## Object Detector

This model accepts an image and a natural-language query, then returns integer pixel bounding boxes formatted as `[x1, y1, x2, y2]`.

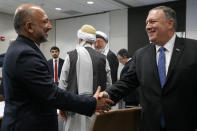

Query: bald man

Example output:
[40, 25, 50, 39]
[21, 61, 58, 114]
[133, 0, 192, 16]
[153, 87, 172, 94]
[2, 4, 113, 131]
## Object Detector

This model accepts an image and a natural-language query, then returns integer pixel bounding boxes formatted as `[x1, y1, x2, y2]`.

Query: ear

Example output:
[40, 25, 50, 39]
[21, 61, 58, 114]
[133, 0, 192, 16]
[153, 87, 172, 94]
[24, 22, 34, 33]
[168, 19, 174, 29]
[79, 38, 82, 43]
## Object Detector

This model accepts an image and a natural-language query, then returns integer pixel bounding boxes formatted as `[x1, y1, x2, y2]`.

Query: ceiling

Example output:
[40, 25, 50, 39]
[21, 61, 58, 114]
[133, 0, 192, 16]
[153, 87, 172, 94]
[0, 0, 178, 20]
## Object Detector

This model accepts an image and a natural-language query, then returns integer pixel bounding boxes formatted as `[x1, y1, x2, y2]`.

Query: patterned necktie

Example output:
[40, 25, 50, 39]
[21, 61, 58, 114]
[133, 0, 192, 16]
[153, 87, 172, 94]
[158, 47, 166, 88]
[54, 59, 58, 83]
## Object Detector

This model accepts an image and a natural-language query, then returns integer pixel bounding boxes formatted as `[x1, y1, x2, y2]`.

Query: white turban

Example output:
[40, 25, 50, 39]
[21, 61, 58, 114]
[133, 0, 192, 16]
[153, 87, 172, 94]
[95, 31, 109, 56]
[96, 31, 108, 43]
[76, 24, 96, 96]
[77, 24, 96, 47]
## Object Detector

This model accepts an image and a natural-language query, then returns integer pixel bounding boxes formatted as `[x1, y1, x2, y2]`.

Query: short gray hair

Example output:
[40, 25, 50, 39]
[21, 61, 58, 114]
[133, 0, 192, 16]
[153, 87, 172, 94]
[150, 6, 177, 30]
[13, 8, 30, 34]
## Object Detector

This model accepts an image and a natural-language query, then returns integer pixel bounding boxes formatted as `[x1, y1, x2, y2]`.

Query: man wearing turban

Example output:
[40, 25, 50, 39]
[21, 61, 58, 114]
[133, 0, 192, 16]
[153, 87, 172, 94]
[94, 31, 119, 84]
[59, 24, 112, 131]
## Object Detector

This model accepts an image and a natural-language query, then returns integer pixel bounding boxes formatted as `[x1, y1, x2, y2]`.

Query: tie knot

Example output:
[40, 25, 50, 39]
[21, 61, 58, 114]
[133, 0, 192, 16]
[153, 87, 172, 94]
[159, 47, 165, 52]
[55, 59, 57, 62]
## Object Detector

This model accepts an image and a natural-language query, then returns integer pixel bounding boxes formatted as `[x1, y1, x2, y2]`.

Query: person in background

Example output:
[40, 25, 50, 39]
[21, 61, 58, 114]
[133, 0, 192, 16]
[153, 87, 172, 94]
[0, 39, 15, 95]
[2, 4, 114, 131]
[59, 24, 112, 131]
[99, 6, 197, 131]
[48, 46, 64, 85]
[0, 53, 5, 67]
[0, 53, 4, 95]
[0, 39, 15, 67]
[117, 48, 139, 108]
[94, 31, 119, 84]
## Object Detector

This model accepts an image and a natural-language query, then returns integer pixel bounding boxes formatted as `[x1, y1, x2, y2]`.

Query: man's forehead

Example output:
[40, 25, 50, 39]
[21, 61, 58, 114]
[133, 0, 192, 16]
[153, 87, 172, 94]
[51, 50, 59, 52]
[146, 9, 163, 20]
[96, 38, 105, 41]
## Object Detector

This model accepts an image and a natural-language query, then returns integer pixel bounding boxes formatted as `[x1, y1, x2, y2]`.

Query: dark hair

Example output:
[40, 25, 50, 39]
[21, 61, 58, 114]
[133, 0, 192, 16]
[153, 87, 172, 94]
[117, 49, 130, 58]
[50, 46, 60, 52]
[150, 6, 177, 30]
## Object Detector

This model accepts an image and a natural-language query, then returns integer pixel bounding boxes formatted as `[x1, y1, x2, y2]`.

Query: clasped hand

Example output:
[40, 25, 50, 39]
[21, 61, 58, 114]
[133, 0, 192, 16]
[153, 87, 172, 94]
[93, 86, 114, 114]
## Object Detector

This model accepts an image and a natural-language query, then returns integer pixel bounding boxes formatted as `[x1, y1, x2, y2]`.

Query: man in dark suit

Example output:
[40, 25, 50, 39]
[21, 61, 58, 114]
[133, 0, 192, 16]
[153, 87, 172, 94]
[94, 31, 119, 84]
[117, 49, 139, 108]
[48, 46, 64, 85]
[0, 40, 15, 95]
[1, 4, 113, 131]
[0, 53, 5, 95]
[0, 53, 5, 67]
[99, 6, 197, 131]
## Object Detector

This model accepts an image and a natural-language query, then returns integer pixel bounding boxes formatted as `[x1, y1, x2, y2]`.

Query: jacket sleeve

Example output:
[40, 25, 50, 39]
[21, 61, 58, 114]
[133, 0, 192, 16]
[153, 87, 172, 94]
[105, 55, 139, 103]
[15, 50, 96, 116]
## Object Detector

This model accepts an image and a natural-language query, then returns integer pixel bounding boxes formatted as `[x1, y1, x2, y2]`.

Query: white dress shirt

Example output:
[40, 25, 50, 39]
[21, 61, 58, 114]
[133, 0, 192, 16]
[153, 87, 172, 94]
[155, 33, 176, 75]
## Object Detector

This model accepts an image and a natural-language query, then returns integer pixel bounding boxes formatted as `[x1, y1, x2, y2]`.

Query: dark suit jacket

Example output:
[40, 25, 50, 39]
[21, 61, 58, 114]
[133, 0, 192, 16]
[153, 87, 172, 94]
[2, 35, 96, 131]
[120, 59, 132, 80]
[47, 57, 64, 80]
[107, 50, 119, 84]
[106, 36, 197, 131]
[0, 53, 5, 95]
[120, 59, 139, 106]
[0, 53, 5, 67]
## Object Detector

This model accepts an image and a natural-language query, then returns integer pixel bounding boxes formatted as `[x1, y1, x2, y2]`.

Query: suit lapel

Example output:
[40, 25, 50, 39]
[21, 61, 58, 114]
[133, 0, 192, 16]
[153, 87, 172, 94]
[165, 37, 184, 87]
[58, 59, 61, 76]
[150, 43, 161, 85]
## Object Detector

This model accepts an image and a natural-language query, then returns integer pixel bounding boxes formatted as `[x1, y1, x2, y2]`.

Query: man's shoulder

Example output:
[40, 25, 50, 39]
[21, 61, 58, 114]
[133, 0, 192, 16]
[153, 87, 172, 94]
[0, 53, 5, 57]
[85, 47, 106, 60]
[107, 50, 116, 57]
[134, 44, 152, 56]
[67, 49, 78, 62]
[67, 49, 77, 55]
[6, 41, 32, 59]
[181, 37, 197, 45]
[59, 58, 64, 63]
[47, 59, 53, 63]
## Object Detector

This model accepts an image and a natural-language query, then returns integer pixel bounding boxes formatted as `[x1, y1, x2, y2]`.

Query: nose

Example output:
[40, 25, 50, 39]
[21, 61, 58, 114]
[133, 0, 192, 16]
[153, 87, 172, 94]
[94, 42, 98, 47]
[145, 22, 151, 31]
[47, 21, 52, 30]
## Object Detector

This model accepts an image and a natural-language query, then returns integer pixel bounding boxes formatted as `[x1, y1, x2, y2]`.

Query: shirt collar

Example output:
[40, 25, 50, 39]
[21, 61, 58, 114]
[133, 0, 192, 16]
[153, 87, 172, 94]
[84, 44, 92, 48]
[34, 42, 40, 49]
[53, 57, 59, 62]
[127, 58, 132, 62]
[155, 33, 176, 53]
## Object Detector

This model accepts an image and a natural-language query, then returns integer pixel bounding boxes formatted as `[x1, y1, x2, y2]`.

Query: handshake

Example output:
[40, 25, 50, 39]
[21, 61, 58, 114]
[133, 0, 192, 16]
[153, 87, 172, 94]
[93, 86, 114, 114]
[59, 86, 114, 120]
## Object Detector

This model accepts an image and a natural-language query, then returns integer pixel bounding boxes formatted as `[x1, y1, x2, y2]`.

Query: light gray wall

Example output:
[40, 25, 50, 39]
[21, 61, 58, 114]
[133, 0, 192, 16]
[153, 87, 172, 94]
[0, 8, 127, 62]
[55, 12, 110, 59]
[40, 20, 56, 60]
[186, 0, 197, 40]
[55, 9, 128, 78]
[0, 12, 55, 59]
[109, 9, 128, 78]
[109, 9, 128, 53]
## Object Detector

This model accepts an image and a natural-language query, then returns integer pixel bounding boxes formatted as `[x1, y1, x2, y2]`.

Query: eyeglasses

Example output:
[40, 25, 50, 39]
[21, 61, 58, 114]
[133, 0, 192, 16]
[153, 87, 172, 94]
[95, 40, 104, 44]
